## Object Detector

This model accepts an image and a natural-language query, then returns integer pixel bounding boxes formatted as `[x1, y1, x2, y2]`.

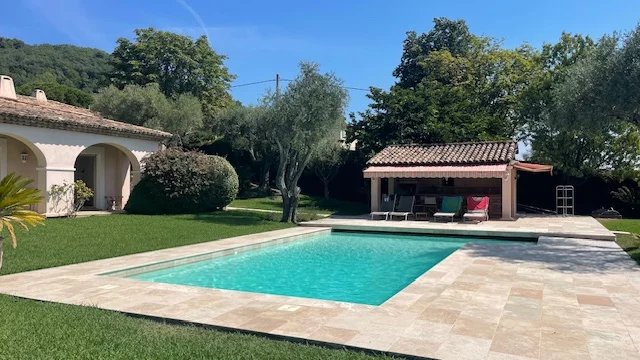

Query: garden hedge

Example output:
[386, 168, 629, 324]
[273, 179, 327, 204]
[125, 148, 238, 214]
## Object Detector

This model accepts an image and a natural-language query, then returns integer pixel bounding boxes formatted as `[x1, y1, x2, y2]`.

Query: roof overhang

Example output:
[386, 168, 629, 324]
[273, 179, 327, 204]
[363, 164, 509, 179]
[0, 114, 172, 142]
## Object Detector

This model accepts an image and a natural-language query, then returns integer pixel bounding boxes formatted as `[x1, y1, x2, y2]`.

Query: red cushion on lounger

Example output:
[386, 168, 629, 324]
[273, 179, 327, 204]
[467, 196, 489, 211]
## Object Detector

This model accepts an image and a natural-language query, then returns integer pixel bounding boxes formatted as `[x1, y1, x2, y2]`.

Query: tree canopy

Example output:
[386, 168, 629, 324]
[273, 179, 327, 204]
[15, 73, 94, 108]
[349, 18, 640, 180]
[209, 105, 276, 191]
[525, 28, 640, 177]
[93, 84, 203, 144]
[109, 28, 235, 118]
[0, 37, 111, 92]
[350, 18, 537, 156]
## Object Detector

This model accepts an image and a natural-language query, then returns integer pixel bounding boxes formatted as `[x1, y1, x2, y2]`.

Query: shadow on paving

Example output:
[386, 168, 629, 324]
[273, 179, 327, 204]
[464, 239, 640, 274]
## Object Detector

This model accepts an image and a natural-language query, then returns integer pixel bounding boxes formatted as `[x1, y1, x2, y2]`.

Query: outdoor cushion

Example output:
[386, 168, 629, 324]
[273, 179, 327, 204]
[467, 196, 489, 211]
[440, 196, 463, 213]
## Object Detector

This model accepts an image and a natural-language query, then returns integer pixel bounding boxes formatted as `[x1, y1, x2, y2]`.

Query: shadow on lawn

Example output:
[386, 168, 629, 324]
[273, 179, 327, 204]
[464, 240, 640, 274]
[187, 211, 280, 226]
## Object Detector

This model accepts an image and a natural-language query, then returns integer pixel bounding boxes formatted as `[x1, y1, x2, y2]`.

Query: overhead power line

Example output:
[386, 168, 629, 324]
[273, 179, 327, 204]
[230, 76, 369, 92]
[230, 79, 276, 88]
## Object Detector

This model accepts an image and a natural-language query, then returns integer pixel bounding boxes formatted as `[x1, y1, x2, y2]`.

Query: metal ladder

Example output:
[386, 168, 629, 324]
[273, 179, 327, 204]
[556, 185, 574, 216]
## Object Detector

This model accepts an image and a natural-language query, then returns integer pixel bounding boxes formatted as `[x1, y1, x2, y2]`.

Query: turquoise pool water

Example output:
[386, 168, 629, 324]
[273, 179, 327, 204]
[129, 231, 531, 305]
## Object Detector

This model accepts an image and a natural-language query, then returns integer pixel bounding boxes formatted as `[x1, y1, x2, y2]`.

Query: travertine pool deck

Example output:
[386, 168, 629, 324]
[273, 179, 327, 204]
[302, 214, 616, 241]
[0, 225, 638, 359]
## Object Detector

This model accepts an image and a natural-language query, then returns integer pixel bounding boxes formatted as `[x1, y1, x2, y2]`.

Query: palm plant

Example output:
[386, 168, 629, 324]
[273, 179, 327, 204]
[0, 173, 45, 270]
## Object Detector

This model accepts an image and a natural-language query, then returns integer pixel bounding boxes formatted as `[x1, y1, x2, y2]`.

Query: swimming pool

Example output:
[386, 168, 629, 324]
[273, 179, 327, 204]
[125, 231, 532, 305]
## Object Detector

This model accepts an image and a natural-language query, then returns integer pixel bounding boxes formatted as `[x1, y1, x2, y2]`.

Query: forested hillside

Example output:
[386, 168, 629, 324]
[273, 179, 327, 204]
[0, 37, 111, 92]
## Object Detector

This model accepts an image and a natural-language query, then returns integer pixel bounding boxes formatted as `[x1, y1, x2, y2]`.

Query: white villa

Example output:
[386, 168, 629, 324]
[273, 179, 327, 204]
[0, 75, 171, 216]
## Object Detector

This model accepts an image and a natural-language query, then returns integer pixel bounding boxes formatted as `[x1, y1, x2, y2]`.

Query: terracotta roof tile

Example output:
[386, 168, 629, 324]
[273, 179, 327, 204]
[0, 95, 172, 141]
[367, 141, 517, 166]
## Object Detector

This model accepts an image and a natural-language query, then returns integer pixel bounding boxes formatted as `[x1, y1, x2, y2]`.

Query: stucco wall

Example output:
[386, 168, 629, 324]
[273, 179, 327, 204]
[0, 123, 163, 216]
[2, 136, 38, 182]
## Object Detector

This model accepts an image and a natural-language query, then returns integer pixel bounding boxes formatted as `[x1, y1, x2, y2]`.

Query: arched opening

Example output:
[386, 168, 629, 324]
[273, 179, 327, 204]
[0, 133, 47, 213]
[74, 143, 141, 211]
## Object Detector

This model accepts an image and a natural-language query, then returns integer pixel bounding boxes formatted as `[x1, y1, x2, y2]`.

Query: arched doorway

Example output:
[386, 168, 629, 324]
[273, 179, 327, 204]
[74, 143, 141, 210]
[0, 133, 47, 212]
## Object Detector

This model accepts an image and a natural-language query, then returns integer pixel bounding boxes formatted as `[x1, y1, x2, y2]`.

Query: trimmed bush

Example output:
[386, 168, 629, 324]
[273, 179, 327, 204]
[125, 148, 238, 214]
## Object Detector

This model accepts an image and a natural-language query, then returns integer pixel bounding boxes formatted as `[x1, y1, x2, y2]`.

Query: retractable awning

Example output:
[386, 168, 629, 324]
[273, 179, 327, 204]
[363, 164, 509, 179]
[513, 162, 553, 174]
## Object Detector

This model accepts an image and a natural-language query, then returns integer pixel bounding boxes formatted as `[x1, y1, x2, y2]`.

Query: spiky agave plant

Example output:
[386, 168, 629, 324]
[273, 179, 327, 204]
[0, 173, 45, 270]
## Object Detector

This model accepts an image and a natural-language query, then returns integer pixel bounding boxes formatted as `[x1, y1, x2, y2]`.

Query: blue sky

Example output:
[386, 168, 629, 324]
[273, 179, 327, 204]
[2, 0, 639, 116]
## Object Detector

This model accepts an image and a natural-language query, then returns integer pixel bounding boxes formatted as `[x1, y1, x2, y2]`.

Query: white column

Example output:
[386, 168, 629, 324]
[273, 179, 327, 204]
[131, 169, 141, 188]
[35, 167, 47, 214]
[387, 177, 395, 195]
[0, 138, 7, 179]
[371, 178, 381, 212]
[511, 168, 517, 218]
[116, 154, 131, 209]
[501, 169, 513, 220]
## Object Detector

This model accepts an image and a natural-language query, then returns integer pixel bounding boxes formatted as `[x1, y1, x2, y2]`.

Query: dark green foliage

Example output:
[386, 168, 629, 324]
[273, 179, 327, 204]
[125, 149, 238, 214]
[16, 80, 94, 107]
[109, 28, 235, 118]
[350, 18, 536, 156]
[0, 37, 111, 92]
[206, 105, 277, 192]
[92, 84, 203, 143]
[611, 185, 640, 212]
[525, 29, 640, 177]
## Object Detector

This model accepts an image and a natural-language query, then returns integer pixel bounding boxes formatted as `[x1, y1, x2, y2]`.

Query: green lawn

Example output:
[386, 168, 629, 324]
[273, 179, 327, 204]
[1, 210, 292, 275]
[0, 212, 387, 359]
[231, 194, 368, 216]
[0, 295, 385, 360]
[600, 219, 640, 265]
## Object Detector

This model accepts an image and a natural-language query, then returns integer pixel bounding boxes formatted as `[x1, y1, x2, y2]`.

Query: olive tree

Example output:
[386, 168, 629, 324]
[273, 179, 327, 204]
[309, 139, 347, 199]
[266, 62, 348, 222]
[210, 105, 275, 191]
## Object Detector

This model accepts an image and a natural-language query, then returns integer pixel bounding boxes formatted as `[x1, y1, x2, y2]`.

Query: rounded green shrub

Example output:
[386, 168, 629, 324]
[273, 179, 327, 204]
[125, 148, 239, 214]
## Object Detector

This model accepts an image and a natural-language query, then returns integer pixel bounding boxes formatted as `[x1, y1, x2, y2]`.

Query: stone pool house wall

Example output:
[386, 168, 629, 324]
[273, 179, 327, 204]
[0, 75, 171, 216]
[364, 140, 552, 220]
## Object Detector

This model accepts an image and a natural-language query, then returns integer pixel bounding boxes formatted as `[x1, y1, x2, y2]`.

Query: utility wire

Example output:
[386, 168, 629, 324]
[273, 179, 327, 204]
[231, 78, 369, 92]
[230, 79, 276, 88]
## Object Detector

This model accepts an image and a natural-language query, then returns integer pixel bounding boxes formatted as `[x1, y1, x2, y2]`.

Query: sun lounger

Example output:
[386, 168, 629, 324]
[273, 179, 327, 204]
[463, 196, 489, 223]
[389, 195, 415, 220]
[433, 196, 463, 222]
[371, 194, 395, 220]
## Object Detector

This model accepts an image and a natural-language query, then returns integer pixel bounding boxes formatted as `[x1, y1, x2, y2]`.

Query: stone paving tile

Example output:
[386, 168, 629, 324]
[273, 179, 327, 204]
[419, 307, 461, 324]
[487, 352, 538, 360]
[308, 326, 359, 344]
[0, 222, 639, 360]
[388, 336, 441, 358]
[576, 294, 615, 307]
[435, 334, 492, 360]
[451, 315, 498, 340]
[490, 326, 541, 359]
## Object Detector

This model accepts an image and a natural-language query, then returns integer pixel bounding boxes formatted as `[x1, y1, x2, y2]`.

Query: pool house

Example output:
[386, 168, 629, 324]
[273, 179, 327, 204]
[364, 140, 552, 220]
